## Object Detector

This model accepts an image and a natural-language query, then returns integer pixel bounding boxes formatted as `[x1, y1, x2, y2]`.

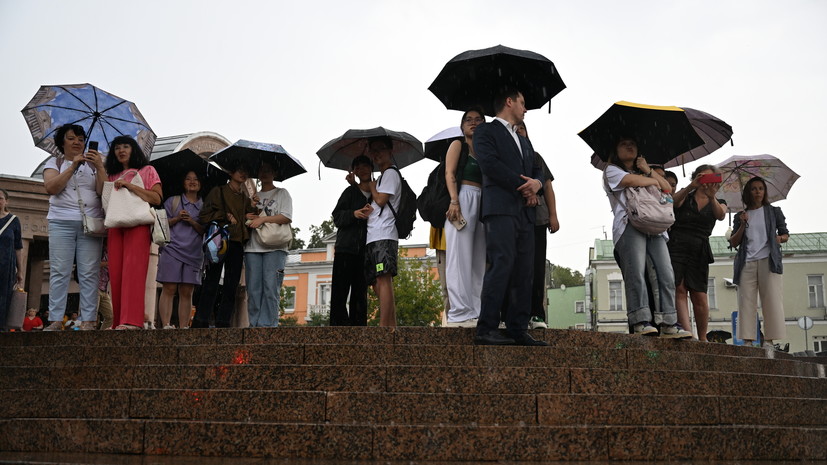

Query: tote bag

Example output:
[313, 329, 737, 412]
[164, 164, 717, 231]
[103, 170, 156, 229]
[258, 219, 292, 248]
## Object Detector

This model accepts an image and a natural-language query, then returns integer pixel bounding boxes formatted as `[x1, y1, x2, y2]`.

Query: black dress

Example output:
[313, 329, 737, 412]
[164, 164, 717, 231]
[0, 213, 23, 325]
[667, 192, 720, 293]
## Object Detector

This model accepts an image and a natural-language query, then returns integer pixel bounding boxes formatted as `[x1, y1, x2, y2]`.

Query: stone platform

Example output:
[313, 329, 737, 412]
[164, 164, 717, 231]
[0, 327, 825, 462]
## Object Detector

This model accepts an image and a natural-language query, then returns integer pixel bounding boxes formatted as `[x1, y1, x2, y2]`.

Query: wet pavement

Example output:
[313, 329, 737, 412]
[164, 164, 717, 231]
[2, 453, 827, 465]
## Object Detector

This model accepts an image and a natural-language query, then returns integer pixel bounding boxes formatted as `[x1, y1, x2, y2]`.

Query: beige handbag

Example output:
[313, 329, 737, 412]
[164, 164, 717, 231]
[103, 169, 156, 229]
[258, 219, 292, 248]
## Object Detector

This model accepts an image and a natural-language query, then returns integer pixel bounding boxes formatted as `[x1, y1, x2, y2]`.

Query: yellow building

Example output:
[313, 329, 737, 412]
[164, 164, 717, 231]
[588, 233, 827, 353]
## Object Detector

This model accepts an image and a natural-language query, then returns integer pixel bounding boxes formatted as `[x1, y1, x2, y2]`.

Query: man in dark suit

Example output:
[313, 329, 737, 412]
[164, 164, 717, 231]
[473, 88, 548, 346]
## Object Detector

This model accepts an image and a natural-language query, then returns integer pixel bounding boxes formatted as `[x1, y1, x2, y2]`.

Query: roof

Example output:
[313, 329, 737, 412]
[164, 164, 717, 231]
[592, 232, 827, 261]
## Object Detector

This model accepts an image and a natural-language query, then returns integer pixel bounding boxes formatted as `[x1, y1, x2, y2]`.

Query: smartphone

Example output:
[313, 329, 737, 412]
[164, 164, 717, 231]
[88, 141, 99, 151]
[450, 216, 467, 231]
[699, 173, 722, 184]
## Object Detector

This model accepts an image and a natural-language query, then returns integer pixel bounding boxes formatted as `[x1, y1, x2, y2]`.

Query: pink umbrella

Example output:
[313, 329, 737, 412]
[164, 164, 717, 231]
[715, 154, 800, 211]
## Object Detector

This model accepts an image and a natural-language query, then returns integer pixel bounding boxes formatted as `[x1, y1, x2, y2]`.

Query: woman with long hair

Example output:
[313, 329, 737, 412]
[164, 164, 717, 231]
[728, 176, 789, 347]
[603, 137, 691, 338]
[443, 108, 486, 327]
[0, 188, 24, 329]
[104, 135, 163, 330]
[42, 124, 107, 331]
[157, 171, 204, 329]
[668, 164, 726, 341]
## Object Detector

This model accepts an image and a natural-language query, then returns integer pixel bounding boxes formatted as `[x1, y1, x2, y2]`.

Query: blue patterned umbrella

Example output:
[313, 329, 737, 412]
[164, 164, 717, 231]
[21, 83, 156, 157]
[210, 139, 307, 181]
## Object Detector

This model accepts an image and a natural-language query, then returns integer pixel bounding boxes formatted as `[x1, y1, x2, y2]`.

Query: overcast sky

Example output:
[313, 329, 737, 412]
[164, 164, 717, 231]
[1, 0, 825, 273]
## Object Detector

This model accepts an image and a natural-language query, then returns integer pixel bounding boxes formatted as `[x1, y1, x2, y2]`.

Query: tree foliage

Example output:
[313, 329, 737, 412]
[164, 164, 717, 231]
[367, 249, 443, 326]
[289, 226, 305, 250]
[308, 217, 336, 249]
[549, 262, 585, 288]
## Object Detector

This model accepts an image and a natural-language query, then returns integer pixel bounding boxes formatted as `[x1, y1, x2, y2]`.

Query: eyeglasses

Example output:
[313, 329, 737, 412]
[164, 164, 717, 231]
[463, 117, 484, 124]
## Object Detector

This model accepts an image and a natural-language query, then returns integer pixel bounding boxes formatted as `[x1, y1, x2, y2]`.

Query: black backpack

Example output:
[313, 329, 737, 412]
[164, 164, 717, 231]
[416, 143, 469, 228]
[378, 166, 417, 239]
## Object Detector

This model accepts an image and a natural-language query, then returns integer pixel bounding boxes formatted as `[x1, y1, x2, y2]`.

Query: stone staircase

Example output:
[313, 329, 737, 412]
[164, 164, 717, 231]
[0, 327, 825, 462]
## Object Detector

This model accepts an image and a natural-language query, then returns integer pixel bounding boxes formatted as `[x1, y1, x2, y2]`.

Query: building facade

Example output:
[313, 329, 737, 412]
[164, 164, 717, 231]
[547, 284, 590, 330]
[588, 233, 827, 353]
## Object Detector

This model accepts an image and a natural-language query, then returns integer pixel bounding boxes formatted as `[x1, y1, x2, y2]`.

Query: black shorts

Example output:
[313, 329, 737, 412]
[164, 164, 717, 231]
[365, 239, 398, 285]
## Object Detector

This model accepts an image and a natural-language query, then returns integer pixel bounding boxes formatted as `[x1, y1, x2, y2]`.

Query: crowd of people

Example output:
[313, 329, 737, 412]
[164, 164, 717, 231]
[1, 90, 789, 345]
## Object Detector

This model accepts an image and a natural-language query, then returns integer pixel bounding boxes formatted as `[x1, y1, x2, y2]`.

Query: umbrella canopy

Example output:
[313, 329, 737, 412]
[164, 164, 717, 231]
[707, 330, 732, 343]
[424, 126, 462, 162]
[663, 107, 734, 168]
[210, 139, 306, 182]
[316, 127, 424, 171]
[714, 154, 800, 211]
[150, 149, 229, 200]
[21, 83, 156, 158]
[580, 101, 705, 167]
[589, 106, 733, 170]
[428, 44, 566, 116]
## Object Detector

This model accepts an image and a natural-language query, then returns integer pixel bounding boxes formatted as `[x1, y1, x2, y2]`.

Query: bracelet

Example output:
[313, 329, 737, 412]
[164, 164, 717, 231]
[449, 200, 459, 205]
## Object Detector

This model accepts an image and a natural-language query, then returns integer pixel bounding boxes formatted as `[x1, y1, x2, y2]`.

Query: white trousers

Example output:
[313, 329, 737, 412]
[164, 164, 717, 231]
[737, 258, 786, 341]
[445, 185, 486, 323]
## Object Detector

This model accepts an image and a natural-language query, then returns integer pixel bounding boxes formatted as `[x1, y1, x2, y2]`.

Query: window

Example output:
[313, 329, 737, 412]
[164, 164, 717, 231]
[808, 275, 825, 308]
[707, 278, 717, 310]
[814, 338, 827, 353]
[575, 301, 585, 314]
[318, 283, 331, 307]
[575, 324, 587, 330]
[609, 280, 623, 311]
[282, 286, 296, 312]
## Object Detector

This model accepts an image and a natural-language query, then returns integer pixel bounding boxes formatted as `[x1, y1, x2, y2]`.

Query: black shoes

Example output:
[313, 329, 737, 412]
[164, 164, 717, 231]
[512, 332, 549, 346]
[474, 330, 516, 346]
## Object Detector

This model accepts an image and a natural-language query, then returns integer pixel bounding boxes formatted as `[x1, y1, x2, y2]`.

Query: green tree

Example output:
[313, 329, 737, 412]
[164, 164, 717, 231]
[278, 286, 298, 326]
[367, 249, 443, 326]
[549, 262, 585, 288]
[308, 217, 336, 249]
[289, 226, 305, 250]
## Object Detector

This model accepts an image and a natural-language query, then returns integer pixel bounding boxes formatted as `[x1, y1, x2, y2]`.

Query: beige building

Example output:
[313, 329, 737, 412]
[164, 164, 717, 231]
[588, 233, 827, 353]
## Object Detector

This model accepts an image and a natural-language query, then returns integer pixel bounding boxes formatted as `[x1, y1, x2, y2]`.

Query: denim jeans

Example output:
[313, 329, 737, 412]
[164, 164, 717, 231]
[245, 250, 287, 327]
[615, 226, 676, 326]
[48, 220, 102, 322]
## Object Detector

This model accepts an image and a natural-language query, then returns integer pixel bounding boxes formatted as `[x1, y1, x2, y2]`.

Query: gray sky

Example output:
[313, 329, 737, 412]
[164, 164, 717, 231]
[1, 0, 825, 273]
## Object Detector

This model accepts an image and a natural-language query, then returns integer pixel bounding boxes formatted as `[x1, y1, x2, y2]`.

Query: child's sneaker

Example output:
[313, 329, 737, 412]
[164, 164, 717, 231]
[660, 324, 692, 339]
[633, 322, 658, 336]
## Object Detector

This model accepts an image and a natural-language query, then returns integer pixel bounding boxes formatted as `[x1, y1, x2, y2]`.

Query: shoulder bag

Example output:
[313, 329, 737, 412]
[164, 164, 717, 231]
[74, 175, 106, 237]
[256, 189, 292, 248]
[103, 169, 157, 229]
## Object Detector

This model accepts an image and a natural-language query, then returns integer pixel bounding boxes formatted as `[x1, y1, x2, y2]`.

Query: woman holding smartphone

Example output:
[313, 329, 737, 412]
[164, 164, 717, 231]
[443, 108, 486, 327]
[668, 165, 726, 341]
[42, 124, 107, 331]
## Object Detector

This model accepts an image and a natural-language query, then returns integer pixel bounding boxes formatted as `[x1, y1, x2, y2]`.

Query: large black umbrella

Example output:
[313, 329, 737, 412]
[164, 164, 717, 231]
[428, 44, 566, 116]
[580, 101, 705, 166]
[423, 126, 462, 162]
[589, 106, 733, 171]
[210, 139, 306, 181]
[316, 127, 424, 171]
[150, 149, 229, 200]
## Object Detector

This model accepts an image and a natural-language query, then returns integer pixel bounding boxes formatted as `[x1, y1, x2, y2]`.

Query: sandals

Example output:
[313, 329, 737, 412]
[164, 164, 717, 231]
[114, 324, 142, 331]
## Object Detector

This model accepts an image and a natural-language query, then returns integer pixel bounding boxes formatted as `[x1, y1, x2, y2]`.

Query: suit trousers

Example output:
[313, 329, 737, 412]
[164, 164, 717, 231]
[477, 214, 533, 337]
[736, 258, 786, 341]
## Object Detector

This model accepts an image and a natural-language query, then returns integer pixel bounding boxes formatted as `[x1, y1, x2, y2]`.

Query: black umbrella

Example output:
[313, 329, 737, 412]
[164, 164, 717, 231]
[588, 106, 733, 171]
[707, 330, 732, 344]
[150, 149, 229, 200]
[210, 139, 306, 181]
[423, 126, 462, 162]
[316, 127, 424, 171]
[428, 44, 566, 116]
[579, 101, 705, 166]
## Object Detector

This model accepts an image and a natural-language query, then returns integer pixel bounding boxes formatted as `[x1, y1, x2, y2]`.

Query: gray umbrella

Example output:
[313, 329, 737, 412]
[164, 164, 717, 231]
[316, 127, 424, 171]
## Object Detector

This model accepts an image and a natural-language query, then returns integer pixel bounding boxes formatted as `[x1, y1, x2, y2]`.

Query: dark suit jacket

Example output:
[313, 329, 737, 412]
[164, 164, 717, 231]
[473, 120, 544, 222]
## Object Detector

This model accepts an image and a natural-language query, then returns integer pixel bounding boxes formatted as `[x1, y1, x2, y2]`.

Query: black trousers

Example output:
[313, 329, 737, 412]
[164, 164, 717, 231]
[479, 215, 534, 337]
[530, 225, 547, 320]
[193, 241, 244, 328]
[329, 251, 368, 326]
